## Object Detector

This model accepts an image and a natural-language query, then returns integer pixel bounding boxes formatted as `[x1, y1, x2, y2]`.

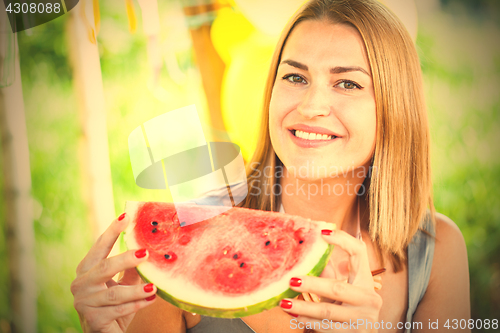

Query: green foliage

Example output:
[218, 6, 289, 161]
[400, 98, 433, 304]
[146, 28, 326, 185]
[418, 4, 500, 327]
[440, 0, 500, 18]
[17, 14, 72, 83]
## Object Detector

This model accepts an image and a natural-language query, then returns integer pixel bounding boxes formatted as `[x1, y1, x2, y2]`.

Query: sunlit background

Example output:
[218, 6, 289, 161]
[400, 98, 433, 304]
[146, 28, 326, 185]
[0, 0, 499, 332]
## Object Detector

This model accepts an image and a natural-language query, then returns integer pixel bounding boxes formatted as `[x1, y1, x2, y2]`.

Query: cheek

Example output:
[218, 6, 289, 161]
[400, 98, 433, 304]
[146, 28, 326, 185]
[360, 106, 376, 139]
[367, 104, 377, 147]
[268, 87, 287, 142]
[343, 100, 376, 149]
[358, 103, 377, 157]
[268, 92, 278, 142]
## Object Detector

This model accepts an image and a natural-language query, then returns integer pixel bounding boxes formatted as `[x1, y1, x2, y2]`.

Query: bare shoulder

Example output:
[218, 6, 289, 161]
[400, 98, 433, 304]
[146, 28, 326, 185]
[412, 212, 470, 331]
[432, 213, 469, 277]
[434, 212, 465, 244]
[431, 212, 469, 285]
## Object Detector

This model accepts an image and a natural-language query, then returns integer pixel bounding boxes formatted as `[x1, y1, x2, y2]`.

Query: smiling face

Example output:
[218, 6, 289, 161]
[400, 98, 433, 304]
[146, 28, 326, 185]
[269, 20, 376, 180]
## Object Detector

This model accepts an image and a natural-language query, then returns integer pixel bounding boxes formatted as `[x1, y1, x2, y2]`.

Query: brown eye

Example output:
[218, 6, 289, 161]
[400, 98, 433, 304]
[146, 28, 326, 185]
[283, 74, 306, 84]
[338, 80, 360, 90]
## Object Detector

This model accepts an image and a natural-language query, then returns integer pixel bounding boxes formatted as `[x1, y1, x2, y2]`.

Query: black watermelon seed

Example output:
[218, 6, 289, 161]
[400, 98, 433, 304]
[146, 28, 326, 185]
[164, 252, 178, 262]
[180, 221, 186, 227]
[265, 241, 271, 246]
[151, 221, 158, 226]
[299, 240, 304, 244]
[152, 228, 157, 233]
[233, 254, 239, 259]
[240, 262, 245, 268]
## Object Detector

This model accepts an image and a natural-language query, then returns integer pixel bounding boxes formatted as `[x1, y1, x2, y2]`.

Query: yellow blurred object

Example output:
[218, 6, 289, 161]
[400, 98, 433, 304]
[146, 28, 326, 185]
[80, 0, 96, 44]
[212, 7, 277, 159]
[210, 8, 254, 64]
[125, 0, 137, 33]
[217, 0, 235, 7]
[235, 0, 305, 36]
[221, 37, 274, 160]
[93, 0, 100, 36]
[213, 2, 305, 160]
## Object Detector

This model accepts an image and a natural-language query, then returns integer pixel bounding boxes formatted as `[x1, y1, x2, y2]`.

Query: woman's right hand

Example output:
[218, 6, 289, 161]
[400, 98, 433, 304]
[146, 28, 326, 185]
[71, 213, 158, 333]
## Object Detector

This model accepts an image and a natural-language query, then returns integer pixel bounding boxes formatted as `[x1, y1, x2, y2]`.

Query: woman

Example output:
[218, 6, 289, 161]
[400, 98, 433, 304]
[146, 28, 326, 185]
[70, 0, 471, 332]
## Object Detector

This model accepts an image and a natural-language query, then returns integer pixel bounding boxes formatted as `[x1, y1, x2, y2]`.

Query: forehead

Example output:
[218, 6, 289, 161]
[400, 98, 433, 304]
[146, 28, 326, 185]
[281, 20, 370, 72]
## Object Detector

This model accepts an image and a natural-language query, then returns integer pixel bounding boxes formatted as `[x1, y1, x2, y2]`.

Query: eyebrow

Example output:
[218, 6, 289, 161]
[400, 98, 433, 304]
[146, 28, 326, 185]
[280, 59, 371, 76]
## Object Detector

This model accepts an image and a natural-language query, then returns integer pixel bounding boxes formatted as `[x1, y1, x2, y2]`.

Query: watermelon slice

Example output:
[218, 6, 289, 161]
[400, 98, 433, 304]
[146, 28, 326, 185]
[121, 201, 333, 318]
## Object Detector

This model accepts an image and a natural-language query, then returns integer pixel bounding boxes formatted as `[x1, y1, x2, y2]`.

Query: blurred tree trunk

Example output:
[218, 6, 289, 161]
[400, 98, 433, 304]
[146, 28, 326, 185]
[66, 0, 115, 240]
[182, 1, 228, 142]
[0, 12, 37, 333]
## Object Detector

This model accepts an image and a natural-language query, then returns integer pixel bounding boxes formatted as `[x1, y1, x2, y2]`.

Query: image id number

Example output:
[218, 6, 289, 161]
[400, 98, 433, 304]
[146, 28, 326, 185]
[6, 1, 61, 14]
[444, 319, 498, 330]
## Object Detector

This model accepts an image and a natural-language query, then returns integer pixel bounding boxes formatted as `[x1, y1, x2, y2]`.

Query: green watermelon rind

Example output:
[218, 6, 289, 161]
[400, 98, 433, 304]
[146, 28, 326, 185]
[120, 232, 333, 318]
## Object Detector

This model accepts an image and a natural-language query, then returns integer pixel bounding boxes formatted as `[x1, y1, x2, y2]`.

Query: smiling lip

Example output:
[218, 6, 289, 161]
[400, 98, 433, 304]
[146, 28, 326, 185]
[287, 124, 342, 137]
[288, 129, 340, 148]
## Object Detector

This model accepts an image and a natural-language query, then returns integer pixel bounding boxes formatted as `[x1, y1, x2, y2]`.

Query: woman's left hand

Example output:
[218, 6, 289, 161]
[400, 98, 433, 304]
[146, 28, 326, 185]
[279, 229, 383, 332]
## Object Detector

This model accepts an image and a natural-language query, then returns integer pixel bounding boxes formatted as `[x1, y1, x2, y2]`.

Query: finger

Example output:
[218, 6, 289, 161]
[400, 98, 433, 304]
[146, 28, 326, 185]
[119, 268, 142, 286]
[84, 296, 157, 329]
[78, 213, 129, 275]
[321, 229, 372, 286]
[87, 249, 149, 285]
[289, 276, 367, 306]
[106, 279, 119, 288]
[373, 275, 382, 290]
[279, 298, 352, 323]
[84, 284, 157, 307]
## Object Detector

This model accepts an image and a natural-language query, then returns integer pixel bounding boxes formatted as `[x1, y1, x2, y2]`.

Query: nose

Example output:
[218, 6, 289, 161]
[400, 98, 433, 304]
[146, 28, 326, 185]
[296, 83, 331, 119]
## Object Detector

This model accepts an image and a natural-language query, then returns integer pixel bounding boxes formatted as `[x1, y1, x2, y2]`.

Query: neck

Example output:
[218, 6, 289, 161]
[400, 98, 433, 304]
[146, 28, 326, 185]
[280, 171, 367, 233]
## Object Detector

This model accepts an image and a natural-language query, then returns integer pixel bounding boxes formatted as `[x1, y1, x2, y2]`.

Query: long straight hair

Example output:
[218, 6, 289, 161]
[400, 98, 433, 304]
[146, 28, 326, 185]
[239, 0, 434, 270]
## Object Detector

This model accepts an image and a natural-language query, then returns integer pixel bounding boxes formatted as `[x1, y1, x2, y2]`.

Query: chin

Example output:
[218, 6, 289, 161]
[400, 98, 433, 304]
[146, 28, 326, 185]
[282, 157, 373, 180]
[281, 160, 334, 181]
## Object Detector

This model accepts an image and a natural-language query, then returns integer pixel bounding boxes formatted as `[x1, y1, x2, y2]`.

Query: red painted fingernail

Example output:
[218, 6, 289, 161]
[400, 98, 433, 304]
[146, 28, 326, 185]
[280, 299, 293, 309]
[145, 295, 156, 301]
[118, 213, 126, 221]
[135, 249, 147, 259]
[321, 229, 333, 236]
[289, 313, 299, 318]
[144, 283, 154, 293]
[290, 277, 302, 287]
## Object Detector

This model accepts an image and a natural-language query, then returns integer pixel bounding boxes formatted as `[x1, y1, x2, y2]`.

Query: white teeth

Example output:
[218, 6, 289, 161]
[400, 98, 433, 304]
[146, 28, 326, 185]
[294, 130, 336, 141]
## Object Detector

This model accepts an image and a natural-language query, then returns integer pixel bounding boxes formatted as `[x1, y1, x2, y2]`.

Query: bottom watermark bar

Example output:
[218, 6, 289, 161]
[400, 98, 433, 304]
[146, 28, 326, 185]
[290, 319, 422, 331]
[290, 318, 499, 330]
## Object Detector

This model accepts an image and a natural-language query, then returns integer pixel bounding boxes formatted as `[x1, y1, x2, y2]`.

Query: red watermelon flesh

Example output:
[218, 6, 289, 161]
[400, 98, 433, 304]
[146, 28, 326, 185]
[122, 201, 333, 317]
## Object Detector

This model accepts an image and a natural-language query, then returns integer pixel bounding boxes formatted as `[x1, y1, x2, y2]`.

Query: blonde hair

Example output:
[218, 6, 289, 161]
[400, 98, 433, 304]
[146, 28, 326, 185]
[240, 0, 434, 270]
